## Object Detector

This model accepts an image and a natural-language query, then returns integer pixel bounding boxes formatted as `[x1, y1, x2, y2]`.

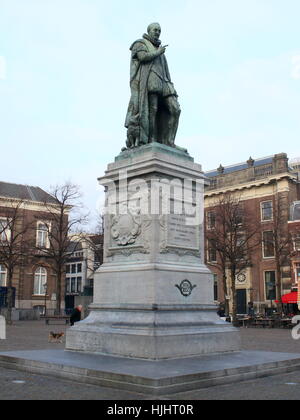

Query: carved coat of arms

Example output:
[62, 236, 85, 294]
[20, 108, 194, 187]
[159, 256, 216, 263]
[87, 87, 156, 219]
[111, 214, 141, 246]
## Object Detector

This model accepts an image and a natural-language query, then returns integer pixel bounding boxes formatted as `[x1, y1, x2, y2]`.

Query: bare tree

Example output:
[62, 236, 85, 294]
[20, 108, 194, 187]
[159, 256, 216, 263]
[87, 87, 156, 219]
[81, 212, 104, 277]
[94, 212, 104, 236]
[0, 200, 33, 324]
[206, 193, 260, 325]
[206, 242, 229, 317]
[36, 183, 88, 315]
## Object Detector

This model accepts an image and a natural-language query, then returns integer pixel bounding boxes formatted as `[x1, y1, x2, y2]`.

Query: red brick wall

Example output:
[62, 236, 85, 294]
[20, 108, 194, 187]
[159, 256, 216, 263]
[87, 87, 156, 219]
[205, 186, 299, 307]
[0, 205, 65, 308]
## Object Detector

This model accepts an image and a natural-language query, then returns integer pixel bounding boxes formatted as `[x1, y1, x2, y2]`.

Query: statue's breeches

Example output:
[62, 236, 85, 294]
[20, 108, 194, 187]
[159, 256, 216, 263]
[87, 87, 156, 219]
[147, 72, 177, 98]
[147, 71, 164, 95]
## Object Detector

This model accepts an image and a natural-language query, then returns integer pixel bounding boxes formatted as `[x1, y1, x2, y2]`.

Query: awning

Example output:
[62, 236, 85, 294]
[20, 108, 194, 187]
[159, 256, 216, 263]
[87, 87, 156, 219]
[275, 291, 298, 304]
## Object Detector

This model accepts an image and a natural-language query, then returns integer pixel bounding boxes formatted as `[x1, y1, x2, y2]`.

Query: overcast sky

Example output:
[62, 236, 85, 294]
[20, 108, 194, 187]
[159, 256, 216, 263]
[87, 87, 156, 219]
[1, 0, 300, 225]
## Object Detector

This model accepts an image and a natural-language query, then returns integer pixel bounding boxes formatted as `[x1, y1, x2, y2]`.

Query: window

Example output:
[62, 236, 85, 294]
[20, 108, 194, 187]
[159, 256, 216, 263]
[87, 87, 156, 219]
[209, 179, 217, 189]
[295, 264, 300, 283]
[0, 264, 7, 287]
[213, 274, 218, 301]
[294, 235, 300, 251]
[234, 234, 248, 261]
[290, 202, 300, 221]
[235, 208, 243, 226]
[207, 242, 217, 263]
[66, 276, 82, 294]
[265, 271, 276, 301]
[296, 265, 300, 282]
[66, 279, 71, 293]
[34, 267, 47, 295]
[207, 211, 216, 230]
[33, 305, 46, 316]
[261, 201, 273, 221]
[66, 263, 82, 275]
[77, 277, 82, 292]
[263, 231, 275, 258]
[36, 222, 49, 248]
[0, 218, 10, 242]
[71, 277, 76, 293]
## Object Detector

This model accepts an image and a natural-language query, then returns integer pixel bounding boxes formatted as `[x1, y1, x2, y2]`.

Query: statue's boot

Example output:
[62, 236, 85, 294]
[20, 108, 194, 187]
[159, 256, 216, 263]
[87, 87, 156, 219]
[166, 111, 180, 146]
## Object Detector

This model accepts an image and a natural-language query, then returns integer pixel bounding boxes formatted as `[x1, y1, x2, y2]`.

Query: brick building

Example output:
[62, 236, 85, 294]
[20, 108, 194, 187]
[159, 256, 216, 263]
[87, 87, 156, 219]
[204, 153, 300, 315]
[288, 202, 300, 288]
[0, 181, 66, 313]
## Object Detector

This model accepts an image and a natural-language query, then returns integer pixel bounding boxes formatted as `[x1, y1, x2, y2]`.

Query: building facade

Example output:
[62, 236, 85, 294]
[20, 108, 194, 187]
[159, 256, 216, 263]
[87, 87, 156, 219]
[65, 234, 103, 312]
[204, 153, 300, 315]
[0, 181, 65, 313]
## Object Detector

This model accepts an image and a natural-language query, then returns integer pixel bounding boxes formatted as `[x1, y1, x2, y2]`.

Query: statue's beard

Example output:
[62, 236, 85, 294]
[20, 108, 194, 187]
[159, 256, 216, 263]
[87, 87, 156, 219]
[143, 33, 162, 48]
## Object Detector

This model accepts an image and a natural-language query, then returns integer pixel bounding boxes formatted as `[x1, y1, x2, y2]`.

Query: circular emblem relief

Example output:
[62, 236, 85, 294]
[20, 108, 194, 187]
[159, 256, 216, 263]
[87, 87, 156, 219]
[237, 273, 246, 284]
[175, 280, 197, 297]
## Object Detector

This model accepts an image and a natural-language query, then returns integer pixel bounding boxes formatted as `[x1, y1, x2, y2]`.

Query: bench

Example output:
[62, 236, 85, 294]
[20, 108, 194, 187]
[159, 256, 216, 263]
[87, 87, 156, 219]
[40, 315, 70, 325]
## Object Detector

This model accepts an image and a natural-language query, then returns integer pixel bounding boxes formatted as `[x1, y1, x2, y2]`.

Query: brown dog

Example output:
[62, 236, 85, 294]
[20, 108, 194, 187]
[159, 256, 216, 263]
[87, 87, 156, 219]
[48, 331, 65, 343]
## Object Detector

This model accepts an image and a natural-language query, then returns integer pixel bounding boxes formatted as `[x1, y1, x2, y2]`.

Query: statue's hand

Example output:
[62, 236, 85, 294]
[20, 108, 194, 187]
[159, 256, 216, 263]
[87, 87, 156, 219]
[157, 45, 168, 55]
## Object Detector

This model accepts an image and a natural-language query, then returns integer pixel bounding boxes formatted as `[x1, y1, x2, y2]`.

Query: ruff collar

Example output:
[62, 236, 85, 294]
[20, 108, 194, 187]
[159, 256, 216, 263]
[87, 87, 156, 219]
[143, 33, 161, 48]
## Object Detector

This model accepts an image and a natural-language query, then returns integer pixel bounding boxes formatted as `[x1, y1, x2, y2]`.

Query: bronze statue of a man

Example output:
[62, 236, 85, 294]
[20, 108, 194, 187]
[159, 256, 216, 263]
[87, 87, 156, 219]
[125, 23, 181, 148]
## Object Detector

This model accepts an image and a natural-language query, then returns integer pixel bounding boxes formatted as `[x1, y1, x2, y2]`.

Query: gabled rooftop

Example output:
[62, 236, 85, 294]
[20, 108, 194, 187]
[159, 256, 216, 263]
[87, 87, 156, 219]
[0, 181, 57, 204]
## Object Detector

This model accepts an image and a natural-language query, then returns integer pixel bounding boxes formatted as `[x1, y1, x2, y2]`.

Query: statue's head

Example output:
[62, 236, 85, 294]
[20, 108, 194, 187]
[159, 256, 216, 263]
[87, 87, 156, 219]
[147, 23, 161, 41]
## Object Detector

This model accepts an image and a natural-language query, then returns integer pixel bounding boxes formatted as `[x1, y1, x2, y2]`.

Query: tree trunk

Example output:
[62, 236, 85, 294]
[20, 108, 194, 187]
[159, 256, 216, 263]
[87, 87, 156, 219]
[275, 263, 282, 315]
[6, 271, 13, 325]
[230, 268, 238, 326]
[55, 269, 62, 315]
[222, 270, 229, 317]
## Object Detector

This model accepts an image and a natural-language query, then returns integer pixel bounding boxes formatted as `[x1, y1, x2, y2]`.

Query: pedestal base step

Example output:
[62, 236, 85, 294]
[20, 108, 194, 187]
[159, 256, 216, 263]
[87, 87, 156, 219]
[0, 350, 300, 396]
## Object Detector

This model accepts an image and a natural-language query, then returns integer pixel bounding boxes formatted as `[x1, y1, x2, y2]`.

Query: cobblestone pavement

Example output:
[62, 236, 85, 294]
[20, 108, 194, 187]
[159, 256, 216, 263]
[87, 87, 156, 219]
[0, 320, 69, 352]
[1, 321, 300, 400]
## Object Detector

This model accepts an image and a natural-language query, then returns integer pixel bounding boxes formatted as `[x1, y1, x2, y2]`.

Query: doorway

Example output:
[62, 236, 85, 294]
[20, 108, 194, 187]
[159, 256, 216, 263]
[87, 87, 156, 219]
[65, 295, 75, 314]
[236, 289, 247, 314]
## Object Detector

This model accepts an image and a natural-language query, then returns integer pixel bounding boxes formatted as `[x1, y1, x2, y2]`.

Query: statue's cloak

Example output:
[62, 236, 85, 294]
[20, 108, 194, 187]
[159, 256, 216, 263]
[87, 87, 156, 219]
[125, 38, 172, 145]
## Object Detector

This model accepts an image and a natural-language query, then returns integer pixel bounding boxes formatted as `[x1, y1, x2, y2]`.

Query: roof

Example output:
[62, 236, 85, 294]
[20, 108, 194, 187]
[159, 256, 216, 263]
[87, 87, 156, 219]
[89, 234, 104, 245]
[205, 156, 274, 178]
[67, 241, 83, 254]
[0, 181, 57, 204]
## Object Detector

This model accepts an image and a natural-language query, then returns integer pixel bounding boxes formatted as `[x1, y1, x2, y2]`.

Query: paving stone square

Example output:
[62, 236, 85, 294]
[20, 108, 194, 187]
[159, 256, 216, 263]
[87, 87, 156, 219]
[1, 321, 300, 400]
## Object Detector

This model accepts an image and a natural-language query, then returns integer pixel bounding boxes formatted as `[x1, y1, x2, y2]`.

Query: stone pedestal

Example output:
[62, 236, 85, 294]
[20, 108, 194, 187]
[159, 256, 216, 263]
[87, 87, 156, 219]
[66, 143, 240, 359]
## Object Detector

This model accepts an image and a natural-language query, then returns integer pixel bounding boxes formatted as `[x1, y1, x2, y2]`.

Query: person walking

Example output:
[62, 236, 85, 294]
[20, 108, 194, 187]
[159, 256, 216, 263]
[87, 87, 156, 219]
[70, 305, 83, 326]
